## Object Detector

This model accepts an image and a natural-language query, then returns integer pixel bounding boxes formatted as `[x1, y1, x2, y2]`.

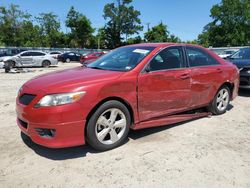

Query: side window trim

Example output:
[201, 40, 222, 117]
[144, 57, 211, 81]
[141, 46, 187, 73]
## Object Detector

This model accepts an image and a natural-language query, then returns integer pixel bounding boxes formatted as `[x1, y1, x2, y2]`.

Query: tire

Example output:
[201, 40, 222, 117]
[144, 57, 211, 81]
[66, 58, 70, 63]
[208, 85, 230, 115]
[42, 60, 51, 68]
[86, 100, 131, 151]
[6, 61, 15, 68]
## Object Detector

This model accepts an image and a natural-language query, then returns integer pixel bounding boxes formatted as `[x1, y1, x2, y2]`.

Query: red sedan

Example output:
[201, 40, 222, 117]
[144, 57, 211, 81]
[80, 52, 104, 64]
[16, 43, 239, 151]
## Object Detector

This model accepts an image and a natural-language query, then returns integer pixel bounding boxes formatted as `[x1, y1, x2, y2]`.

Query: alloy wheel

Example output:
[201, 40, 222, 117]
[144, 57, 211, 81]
[95, 108, 127, 145]
[216, 88, 229, 111]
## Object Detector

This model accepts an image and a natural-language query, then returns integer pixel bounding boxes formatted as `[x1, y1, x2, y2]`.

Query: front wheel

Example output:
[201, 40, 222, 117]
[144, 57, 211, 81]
[86, 100, 131, 151]
[208, 85, 230, 115]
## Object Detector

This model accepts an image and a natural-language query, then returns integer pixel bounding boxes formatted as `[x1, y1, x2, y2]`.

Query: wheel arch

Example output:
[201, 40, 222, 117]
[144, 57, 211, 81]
[42, 59, 51, 64]
[220, 81, 234, 100]
[85, 96, 135, 135]
[6, 60, 16, 66]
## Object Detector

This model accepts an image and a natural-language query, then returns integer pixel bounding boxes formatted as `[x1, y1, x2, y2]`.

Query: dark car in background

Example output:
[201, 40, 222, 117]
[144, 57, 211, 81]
[80, 52, 104, 64]
[228, 48, 250, 89]
[58, 52, 81, 63]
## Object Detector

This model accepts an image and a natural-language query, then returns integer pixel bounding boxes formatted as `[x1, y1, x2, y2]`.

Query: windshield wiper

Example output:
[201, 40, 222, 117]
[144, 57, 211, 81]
[88, 66, 105, 70]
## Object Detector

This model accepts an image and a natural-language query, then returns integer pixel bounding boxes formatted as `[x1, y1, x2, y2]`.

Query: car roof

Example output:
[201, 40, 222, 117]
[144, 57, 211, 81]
[21, 50, 46, 53]
[126, 43, 203, 49]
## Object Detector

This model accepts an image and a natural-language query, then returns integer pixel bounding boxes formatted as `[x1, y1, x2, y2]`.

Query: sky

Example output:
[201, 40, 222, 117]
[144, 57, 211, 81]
[0, 0, 221, 41]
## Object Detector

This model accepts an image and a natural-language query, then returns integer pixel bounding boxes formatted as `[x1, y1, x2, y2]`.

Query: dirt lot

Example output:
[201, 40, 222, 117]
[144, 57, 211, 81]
[0, 63, 249, 188]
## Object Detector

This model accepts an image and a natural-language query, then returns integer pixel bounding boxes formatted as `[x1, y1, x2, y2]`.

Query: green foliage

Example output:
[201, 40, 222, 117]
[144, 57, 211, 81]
[0, 4, 31, 46]
[126, 36, 143, 45]
[144, 22, 181, 43]
[103, 0, 143, 48]
[198, 0, 250, 47]
[36, 12, 62, 47]
[66, 6, 95, 48]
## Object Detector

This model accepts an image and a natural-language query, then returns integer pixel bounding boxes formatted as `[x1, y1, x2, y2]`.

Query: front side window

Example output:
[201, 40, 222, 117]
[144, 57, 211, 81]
[187, 47, 219, 67]
[149, 47, 184, 71]
[87, 46, 155, 71]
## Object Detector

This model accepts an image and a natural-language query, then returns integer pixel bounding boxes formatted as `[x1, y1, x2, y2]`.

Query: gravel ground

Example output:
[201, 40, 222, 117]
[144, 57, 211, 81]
[0, 62, 249, 188]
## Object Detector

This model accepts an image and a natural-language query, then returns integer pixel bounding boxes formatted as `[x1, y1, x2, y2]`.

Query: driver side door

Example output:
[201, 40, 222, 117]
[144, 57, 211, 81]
[138, 46, 191, 121]
[19, 52, 33, 66]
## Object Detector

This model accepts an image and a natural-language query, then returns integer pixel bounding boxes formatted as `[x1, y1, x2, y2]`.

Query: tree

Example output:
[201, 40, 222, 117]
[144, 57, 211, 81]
[198, 0, 250, 47]
[126, 36, 143, 45]
[20, 20, 41, 47]
[144, 22, 181, 43]
[66, 6, 94, 48]
[103, 0, 143, 48]
[0, 4, 31, 46]
[36, 12, 62, 47]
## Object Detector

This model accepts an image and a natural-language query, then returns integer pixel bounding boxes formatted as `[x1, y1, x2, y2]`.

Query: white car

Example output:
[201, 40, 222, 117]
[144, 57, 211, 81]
[0, 61, 4, 69]
[48, 51, 62, 59]
[1, 51, 58, 68]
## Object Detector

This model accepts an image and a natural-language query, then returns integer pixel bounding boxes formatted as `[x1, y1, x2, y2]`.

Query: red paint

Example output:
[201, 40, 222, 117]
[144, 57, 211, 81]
[16, 43, 239, 148]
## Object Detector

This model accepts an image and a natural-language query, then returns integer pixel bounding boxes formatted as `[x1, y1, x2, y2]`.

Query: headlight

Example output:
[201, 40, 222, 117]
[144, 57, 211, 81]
[35, 91, 85, 107]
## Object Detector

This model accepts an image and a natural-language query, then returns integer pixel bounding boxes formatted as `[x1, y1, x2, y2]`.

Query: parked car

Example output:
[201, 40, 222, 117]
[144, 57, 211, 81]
[0, 49, 25, 61]
[58, 52, 81, 62]
[227, 47, 250, 89]
[218, 49, 238, 59]
[0, 61, 4, 69]
[80, 52, 104, 64]
[48, 51, 62, 59]
[16, 43, 239, 151]
[2, 51, 58, 68]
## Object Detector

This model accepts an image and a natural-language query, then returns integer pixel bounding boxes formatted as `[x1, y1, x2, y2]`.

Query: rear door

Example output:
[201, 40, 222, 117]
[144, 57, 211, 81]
[31, 52, 46, 66]
[138, 46, 191, 121]
[185, 46, 224, 107]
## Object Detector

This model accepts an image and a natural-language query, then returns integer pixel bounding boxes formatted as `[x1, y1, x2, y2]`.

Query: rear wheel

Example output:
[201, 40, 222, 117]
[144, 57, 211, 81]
[86, 100, 131, 151]
[42, 60, 51, 68]
[208, 85, 230, 115]
[66, 58, 70, 63]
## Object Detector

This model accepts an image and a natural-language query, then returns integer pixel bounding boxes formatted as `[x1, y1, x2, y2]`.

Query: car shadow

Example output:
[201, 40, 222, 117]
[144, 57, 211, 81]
[239, 89, 250, 97]
[21, 132, 98, 160]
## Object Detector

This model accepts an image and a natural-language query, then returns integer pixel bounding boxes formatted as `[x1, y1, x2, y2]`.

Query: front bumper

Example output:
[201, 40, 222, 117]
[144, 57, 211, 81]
[16, 87, 86, 148]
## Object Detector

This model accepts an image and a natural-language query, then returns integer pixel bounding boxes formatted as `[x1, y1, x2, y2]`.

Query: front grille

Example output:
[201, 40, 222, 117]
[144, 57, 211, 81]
[18, 118, 28, 129]
[19, 94, 36, 105]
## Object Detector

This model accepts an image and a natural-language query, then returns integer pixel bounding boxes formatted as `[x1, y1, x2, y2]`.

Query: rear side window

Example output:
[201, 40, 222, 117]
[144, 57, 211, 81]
[30, 52, 45, 56]
[186, 47, 219, 67]
[149, 46, 185, 71]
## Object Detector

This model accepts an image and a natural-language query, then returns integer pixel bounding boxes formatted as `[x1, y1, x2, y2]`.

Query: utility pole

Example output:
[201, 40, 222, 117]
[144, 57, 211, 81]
[146, 22, 150, 31]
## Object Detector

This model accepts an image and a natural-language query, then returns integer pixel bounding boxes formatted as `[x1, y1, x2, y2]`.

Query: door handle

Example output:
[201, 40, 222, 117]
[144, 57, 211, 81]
[178, 73, 190, 80]
[217, 68, 223, 73]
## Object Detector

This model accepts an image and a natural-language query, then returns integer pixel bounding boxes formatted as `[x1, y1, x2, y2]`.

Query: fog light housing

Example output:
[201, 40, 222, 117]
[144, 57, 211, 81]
[35, 128, 56, 138]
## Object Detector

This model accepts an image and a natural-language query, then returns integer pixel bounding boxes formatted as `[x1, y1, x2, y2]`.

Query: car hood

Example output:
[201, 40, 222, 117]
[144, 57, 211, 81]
[24, 67, 123, 92]
[0, 56, 12, 61]
[229, 59, 250, 68]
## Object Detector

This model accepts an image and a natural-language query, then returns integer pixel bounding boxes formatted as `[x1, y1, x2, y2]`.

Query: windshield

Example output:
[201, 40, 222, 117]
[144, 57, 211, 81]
[230, 48, 250, 59]
[87, 46, 155, 71]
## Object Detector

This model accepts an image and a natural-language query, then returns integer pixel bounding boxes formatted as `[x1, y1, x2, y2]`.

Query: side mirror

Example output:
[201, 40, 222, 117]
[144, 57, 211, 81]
[17, 55, 21, 58]
[145, 65, 151, 73]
